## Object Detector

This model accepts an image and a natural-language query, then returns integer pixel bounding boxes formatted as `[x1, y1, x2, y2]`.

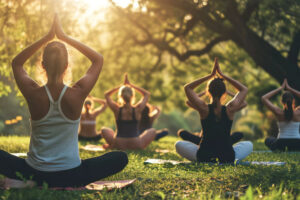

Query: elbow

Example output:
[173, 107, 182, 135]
[104, 91, 110, 99]
[243, 86, 248, 94]
[261, 96, 266, 104]
[11, 58, 20, 69]
[93, 54, 104, 65]
[184, 84, 191, 94]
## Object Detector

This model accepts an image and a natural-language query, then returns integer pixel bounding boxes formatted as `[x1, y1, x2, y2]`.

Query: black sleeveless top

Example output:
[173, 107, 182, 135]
[197, 104, 235, 163]
[116, 107, 139, 138]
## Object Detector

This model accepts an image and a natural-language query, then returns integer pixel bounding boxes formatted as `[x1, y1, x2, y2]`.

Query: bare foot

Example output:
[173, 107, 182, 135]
[102, 144, 111, 149]
[3, 178, 36, 189]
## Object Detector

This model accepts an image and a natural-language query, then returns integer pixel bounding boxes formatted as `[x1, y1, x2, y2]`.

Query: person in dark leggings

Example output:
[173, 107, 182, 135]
[178, 89, 246, 145]
[262, 79, 300, 151]
[175, 58, 253, 163]
[101, 74, 157, 150]
[0, 15, 127, 189]
[0, 150, 128, 188]
[78, 96, 107, 141]
[139, 104, 169, 141]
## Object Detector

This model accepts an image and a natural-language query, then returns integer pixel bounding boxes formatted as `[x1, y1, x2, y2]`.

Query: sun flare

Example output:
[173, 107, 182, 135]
[79, 0, 133, 10]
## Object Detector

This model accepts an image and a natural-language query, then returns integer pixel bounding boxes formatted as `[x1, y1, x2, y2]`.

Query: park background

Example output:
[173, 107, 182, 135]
[0, 1, 299, 199]
[0, 0, 299, 139]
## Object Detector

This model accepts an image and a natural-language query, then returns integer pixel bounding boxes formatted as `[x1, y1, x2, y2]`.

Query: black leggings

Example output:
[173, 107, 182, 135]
[265, 137, 300, 151]
[177, 130, 244, 145]
[0, 150, 128, 188]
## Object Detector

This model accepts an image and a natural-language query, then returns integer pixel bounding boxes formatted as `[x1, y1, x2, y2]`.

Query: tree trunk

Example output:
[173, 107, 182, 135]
[229, 26, 300, 90]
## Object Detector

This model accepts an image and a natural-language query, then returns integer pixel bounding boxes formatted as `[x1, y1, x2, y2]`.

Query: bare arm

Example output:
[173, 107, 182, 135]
[105, 86, 120, 114]
[11, 18, 55, 99]
[186, 91, 206, 110]
[130, 83, 150, 112]
[55, 15, 103, 97]
[184, 72, 214, 117]
[90, 96, 107, 116]
[149, 106, 161, 121]
[226, 90, 247, 111]
[124, 75, 150, 111]
[286, 80, 300, 99]
[215, 59, 248, 113]
[261, 84, 284, 116]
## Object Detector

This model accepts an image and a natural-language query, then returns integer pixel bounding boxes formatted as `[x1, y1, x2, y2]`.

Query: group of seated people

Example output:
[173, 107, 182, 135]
[0, 15, 299, 189]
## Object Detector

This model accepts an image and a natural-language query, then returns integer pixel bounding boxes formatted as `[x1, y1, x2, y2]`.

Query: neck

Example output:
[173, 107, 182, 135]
[47, 77, 64, 86]
[211, 98, 221, 107]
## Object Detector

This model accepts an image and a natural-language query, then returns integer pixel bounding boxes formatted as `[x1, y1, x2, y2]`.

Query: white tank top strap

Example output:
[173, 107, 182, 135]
[44, 85, 54, 103]
[58, 85, 68, 102]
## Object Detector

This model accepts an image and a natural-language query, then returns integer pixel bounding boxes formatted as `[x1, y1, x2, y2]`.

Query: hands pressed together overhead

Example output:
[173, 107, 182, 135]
[45, 14, 67, 41]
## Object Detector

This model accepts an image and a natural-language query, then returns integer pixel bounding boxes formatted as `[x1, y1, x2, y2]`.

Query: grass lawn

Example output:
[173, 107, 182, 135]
[0, 136, 299, 200]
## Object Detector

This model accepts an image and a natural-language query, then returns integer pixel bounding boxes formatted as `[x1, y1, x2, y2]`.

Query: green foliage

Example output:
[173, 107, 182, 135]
[0, 136, 299, 199]
[0, 0, 298, 138]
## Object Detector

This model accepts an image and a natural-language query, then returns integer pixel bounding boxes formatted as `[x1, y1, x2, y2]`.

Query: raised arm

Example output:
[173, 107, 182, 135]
[261, 82, 284, 116]
[186, 91, 206, 110]
[89, 96, 107, 116]
[12, 18, 55, 99]
[54, 15, 103, 97]
[215, 58, 248, 113]
[149, 105, 161, 122]
[286, 79, 300, 99]
[184, 60, 217, 117]
[105, 86, 120, 114]
[226, 90, 247, 111]
[124, 74, 150, 112]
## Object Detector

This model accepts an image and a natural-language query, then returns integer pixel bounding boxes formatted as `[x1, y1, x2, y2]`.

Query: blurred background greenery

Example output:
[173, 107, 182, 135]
[0, 0, 299, 139]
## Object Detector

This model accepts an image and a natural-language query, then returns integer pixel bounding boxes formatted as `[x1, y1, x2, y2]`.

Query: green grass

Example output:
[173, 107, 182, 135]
[0, 136, 299, 200]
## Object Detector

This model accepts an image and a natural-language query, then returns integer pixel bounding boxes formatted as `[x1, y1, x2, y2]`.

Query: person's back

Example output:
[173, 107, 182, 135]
[27, 85, 81, 171]
[176, 58, 253, 163]
[78, 97, 106, 140]
[262, 83, 300, 151]
[201, 105, 232, 146]
[116, 106, 139, 138]
[0, 15, 127, 189]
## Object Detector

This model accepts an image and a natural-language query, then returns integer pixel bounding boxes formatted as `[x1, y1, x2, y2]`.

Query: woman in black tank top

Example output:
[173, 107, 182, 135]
[101, 74, 159, 150]
[176, 58, 253, 163]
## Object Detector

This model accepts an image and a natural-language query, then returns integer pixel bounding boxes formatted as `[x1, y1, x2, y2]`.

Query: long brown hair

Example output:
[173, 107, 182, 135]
[207, 78, 226, 108]
[281, 91, 294, 121]
[42, 41, 68, 84]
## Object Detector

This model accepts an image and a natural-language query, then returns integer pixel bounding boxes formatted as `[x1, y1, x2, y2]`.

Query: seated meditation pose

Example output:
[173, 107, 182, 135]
[138, 104, 169, 141]
[78, 96, 107, 141]
[262, 79, 300, 151]
[178, 90, 246, 145]
[101, 74, 166, 150]
[175, 58, 253, 163]
[0, 15, 127, 188]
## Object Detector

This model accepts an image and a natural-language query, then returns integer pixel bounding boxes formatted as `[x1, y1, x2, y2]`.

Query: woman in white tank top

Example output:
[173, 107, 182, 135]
[0, 15, 127, 188]
[262, 79, 300, 151]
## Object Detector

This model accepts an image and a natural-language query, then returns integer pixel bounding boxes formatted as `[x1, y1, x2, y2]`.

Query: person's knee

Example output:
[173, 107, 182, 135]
[148, 128, 156, 134]
[244, 141, 253, 152]
[175, 141, 184, 153]
[111, 151, 128, 169]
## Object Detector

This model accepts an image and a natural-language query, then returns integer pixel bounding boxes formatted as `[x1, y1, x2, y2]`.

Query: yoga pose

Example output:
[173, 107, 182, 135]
[101, 74, 162, 150]
[178, 90, 246, 145]
[0, 15, 127, 189]
[78, 96, 107, 141]
[139, 104, 168, 141]
[262, 79, 300, 151]
[176, 58, 253, 163]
